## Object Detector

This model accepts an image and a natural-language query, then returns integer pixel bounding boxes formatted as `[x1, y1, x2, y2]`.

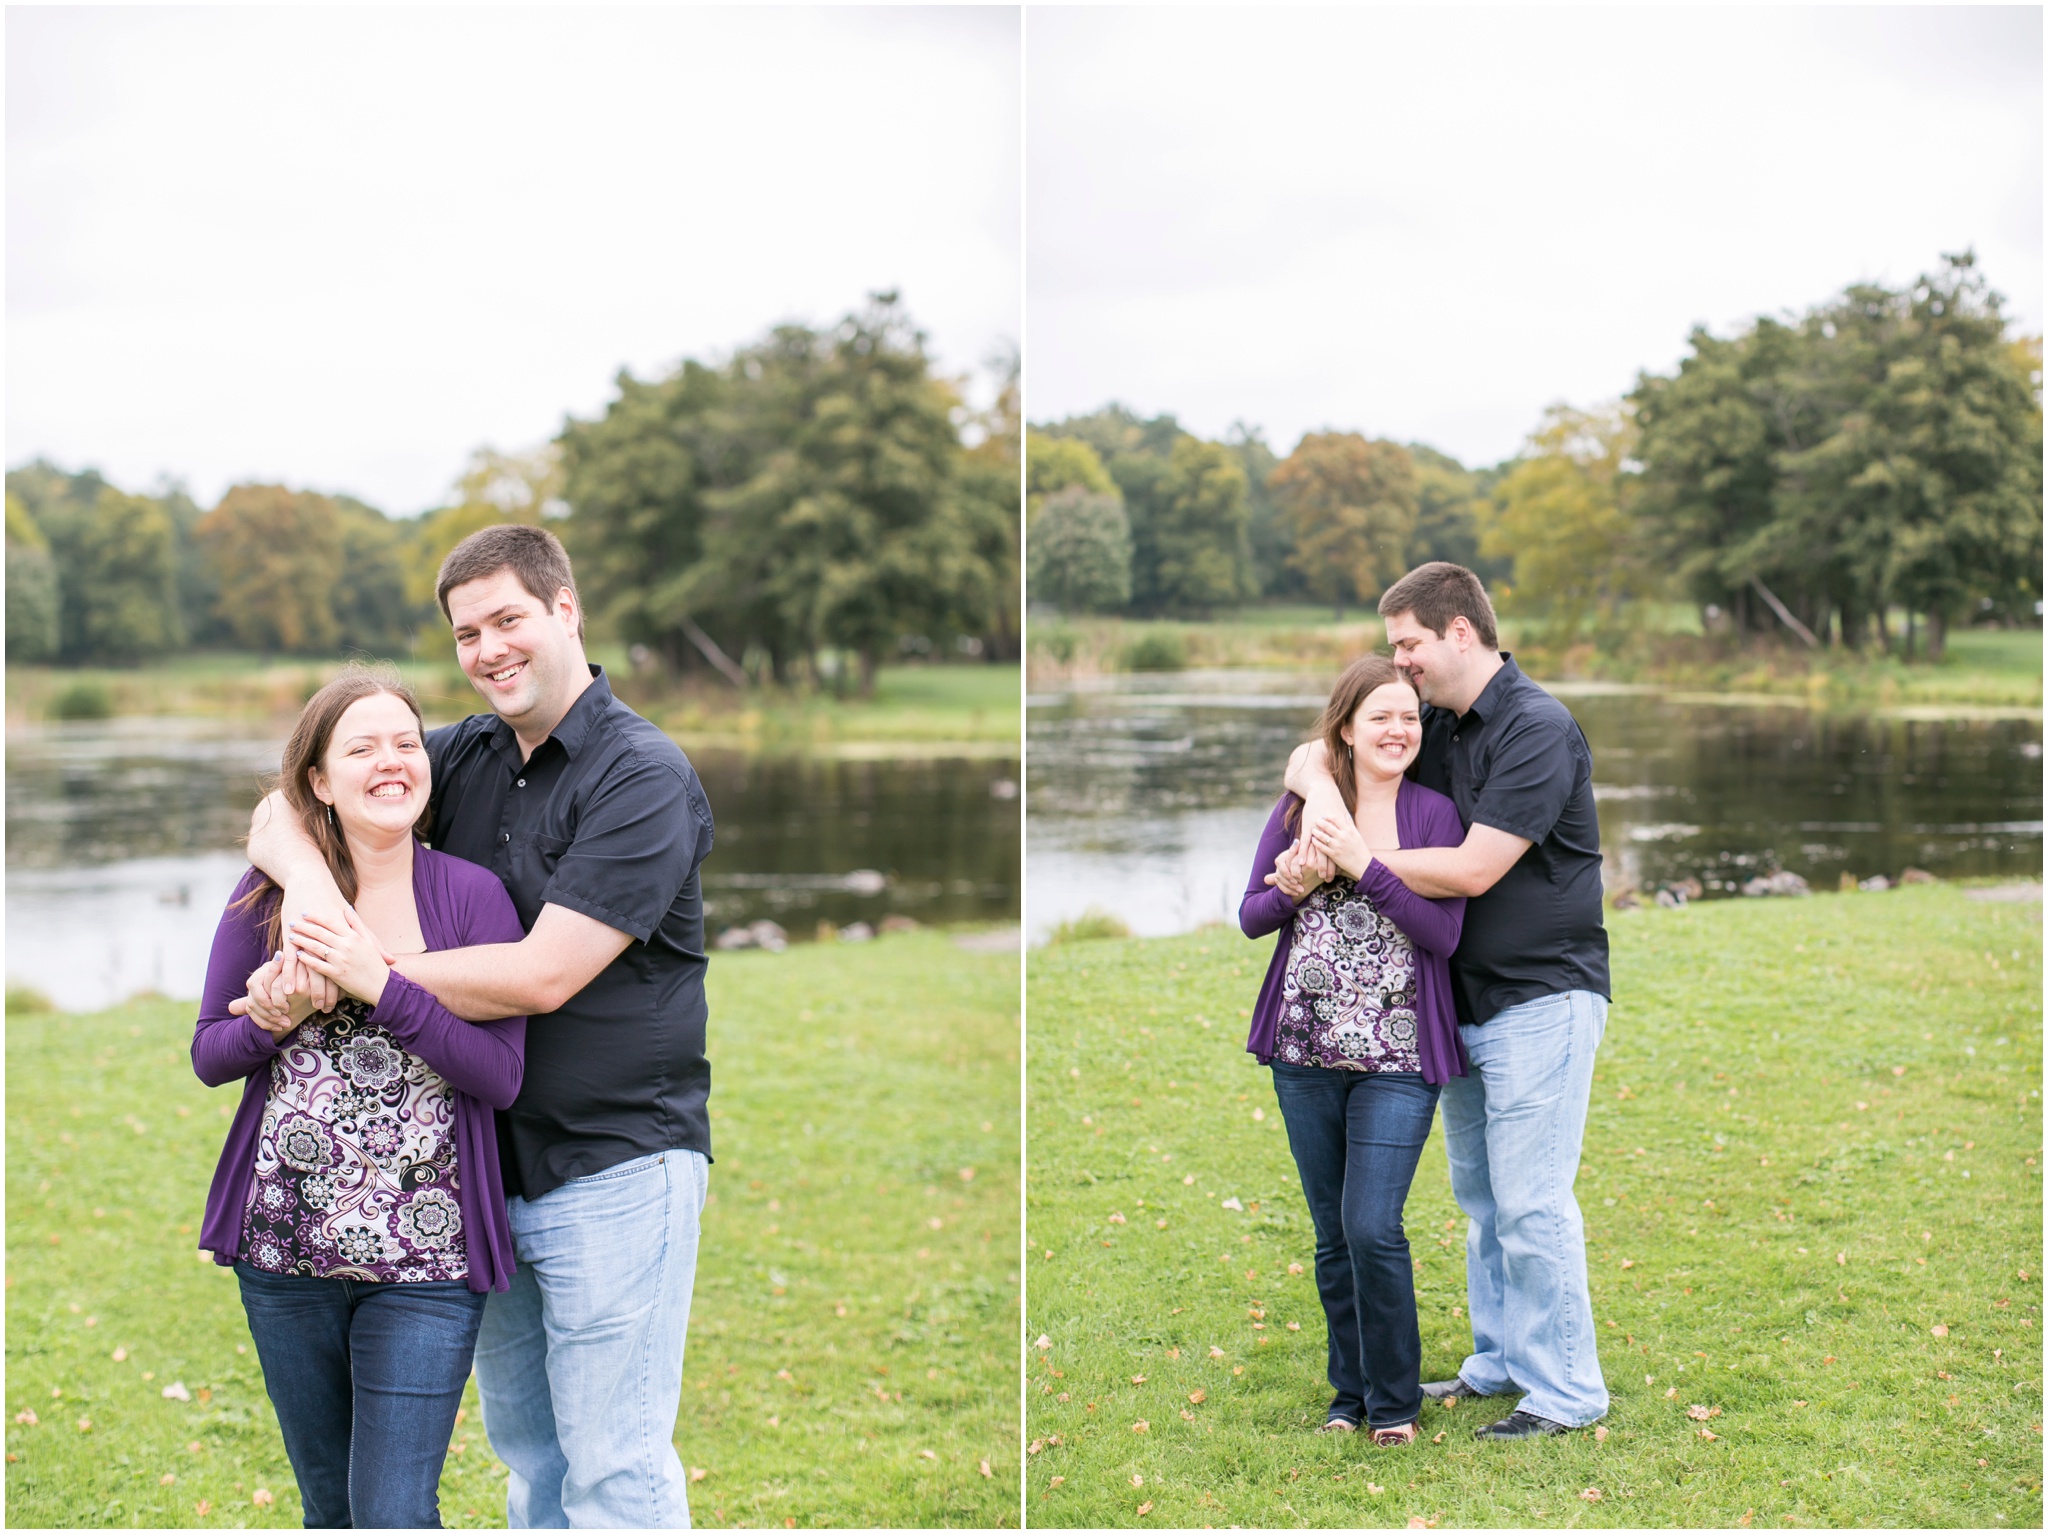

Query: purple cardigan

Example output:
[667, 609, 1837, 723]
[192, 847, 527, 1294]
[1240, 777, 1469, 1086]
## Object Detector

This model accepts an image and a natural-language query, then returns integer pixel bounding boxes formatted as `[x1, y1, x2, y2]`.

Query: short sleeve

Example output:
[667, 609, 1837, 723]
[1469, 718, 1578, 847]
[541, 754, 708, 943]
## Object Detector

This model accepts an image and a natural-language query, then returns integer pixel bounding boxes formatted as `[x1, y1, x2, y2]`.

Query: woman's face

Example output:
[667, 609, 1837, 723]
[1341, 681, 1422, 781]
[308, 691, 429, 843]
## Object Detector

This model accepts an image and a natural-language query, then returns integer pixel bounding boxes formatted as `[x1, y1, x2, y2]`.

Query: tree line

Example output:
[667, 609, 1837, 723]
[1028, 252, 2041, 660]
[7, 294, 1019, 691]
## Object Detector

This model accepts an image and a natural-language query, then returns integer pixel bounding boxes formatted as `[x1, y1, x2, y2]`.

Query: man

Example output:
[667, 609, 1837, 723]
[239, 524, 716, 1525]
[1278, 561, 1610, 1439]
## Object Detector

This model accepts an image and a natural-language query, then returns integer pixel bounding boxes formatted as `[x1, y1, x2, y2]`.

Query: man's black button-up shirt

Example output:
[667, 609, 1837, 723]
[426, 667, 715, 1199]
[1409, 654, 1610, 1026]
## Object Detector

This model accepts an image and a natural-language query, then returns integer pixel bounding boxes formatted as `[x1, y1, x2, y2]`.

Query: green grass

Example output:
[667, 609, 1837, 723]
[4, 654, 1021, 754]
[1026, 610, 2041, 712]
[1024, 885, 2043, 1528]
[6, 931, 1021, 1529]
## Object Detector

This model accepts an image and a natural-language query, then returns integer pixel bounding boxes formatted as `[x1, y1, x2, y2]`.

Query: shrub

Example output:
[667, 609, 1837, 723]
[1123, 629, 1187, 672]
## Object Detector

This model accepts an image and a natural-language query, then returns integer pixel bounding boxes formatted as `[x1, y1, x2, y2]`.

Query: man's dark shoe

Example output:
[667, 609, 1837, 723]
[1474, 1409, 1573, 1440]
[1421, 1376, 1495, 1403]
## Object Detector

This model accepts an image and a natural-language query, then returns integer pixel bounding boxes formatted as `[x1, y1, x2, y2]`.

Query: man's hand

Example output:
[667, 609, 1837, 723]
[1265, 837, 1329, 902]
[247, 791, 345, 1012]
[289, 907, 397, 1007]
[229, 951, 314, 1040]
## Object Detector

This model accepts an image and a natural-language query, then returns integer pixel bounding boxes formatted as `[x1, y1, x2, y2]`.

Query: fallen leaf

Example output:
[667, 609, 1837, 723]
[1132, 1419, 1149, 1433]
[1792, 1399, 1808, 1407]
[977, 1460, 992, 1479]
[1698, 1428, 1719, 1441]
[1366, 1481, 1384, 1494]
[1034, 1334, 1050, 1350]
[1220, 1197, 1245, 1212]
[1686, 1404, 1721, 1421]
[919, 1449, 937, 1460]
[75, 1418, 91, 1433]
[1027, 1440, 1043, 1456]
[1136, 1501, 1154, 1517]
[1581, 1488, 1603, 1502]
[1664, 1387, 1678, 1399]
[1109, 1212, 1127, 1225]
[1288, 1262, 1304, 1276]
[1048, 1476, 1065, 1487]
[1431, 1431, 1446, 1444]
[159, 1474, 175, 1486]
[1232, 1366, 1244, 1376]
[12, 1410, 35, 1426]
[1209, 1346, 1225, 1358]
[111, 1347, 127, 1363]
[1738, 1510, 1754, 1527]
[1594, 1425, 1609, 1442]
[1286, 1321, 1301, 1331]
[1188, 1389, 1206, 1404]
[1131, 1374, 1147, 1385]
[1131, 1474, 1144, 1487]
[195, 1501, 211, 1517]
[1179, 1409, 1195, 1420]
[1932, 1324, 1950, 1337]
[1620, 1259, 1634, 1270]
[958, 1167, 975, 1181]
[252, 1490, 274, 1508]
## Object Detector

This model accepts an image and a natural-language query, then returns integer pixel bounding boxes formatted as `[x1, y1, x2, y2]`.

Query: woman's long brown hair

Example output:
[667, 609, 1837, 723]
[233, 663, 432, 955]
[1284, 653, 1416, 833]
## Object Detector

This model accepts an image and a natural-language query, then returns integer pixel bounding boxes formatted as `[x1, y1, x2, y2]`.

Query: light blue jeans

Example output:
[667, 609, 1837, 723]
[1438, 989, 1608, 1427]
[474, 1149, 709, 1528]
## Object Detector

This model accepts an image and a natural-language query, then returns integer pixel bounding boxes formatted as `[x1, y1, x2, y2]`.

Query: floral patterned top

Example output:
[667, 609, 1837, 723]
[239, 997, 465, 1282]
[1275, 875, 1423, 1072]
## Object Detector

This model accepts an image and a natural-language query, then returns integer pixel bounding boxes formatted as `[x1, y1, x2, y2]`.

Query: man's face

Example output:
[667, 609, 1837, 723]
[1383, 610, 1466, 707]
[446, 569, 582, 731]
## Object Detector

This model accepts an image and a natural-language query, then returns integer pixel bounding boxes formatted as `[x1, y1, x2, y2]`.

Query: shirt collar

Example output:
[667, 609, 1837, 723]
[487, 665, 611, 765]
[1462, 652, 1521, 726]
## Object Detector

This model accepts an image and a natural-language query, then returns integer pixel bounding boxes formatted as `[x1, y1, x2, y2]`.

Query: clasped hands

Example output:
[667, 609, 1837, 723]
[229, 909, 396, 1040]
[1266, 809, 1375, 899]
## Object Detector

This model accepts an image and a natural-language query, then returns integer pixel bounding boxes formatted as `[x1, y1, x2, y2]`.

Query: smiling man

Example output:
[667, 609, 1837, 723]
[1280, 561, 1611, 1440]
[242, 524, 715, 1527]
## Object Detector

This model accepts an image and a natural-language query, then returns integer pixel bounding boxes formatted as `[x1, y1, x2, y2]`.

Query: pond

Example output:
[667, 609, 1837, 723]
[1025, 670, 2042, 945]
[5, 717, 1019, 1011]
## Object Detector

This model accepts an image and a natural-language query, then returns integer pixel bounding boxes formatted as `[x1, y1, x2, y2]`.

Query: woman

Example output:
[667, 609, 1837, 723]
[1239, 654, 1467, 1448]
[192, 665, 526, 1528]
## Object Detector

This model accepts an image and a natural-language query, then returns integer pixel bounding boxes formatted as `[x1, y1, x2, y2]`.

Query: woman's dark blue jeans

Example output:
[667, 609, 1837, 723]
[235, 1262, 487, 1528]
[1269, 1064, 1440, 1429]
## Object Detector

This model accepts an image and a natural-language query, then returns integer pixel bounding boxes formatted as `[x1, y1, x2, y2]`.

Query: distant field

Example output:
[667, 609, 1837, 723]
[4, 652, 1021, 753]
[1026, 884, 2042, 1529]
[1026, 608, 2040, 710]
[6, 931, 1021, 1529]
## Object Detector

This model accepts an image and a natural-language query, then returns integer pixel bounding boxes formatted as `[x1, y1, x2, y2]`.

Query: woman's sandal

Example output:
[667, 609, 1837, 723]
[1371, 1421, 1419, 1447]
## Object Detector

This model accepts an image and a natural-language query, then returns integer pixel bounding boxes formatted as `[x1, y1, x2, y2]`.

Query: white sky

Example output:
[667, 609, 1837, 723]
[1026, 5, 2043, 468]
[8, 6, 1020, 515]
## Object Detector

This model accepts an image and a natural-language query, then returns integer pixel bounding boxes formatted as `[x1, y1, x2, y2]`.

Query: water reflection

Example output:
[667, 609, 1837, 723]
[1027, 671, 2042, 943]
[5, 719, 1018, 1011]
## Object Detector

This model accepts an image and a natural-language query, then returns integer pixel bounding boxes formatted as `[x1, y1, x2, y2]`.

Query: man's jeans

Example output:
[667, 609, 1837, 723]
[475, 1149, 709, 1529]
[1269, 1065, 1441, 1429]
[236, 1262, 487, 1528]
[1439, 989, 1609, 1427]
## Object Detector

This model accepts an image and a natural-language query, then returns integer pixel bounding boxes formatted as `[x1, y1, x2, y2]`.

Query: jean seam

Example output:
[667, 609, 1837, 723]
[1548, 999, 1576, 1413]
[645, 1154, 673, 1520]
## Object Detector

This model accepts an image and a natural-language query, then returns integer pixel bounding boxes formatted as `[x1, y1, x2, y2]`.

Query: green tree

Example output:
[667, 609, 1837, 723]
[1026, 430, 1113, 521]
[1027, 486, 1132, 612]
[53, 486, 186, 661]
[1485, 403, 1653, 645]
[961, 348, 1023, 658]
[1407, 445, 1509, 585]
[332, 496, 423, 655]
[407, 446, 562, 611]
[195, 485, 344, 654]
[1129, 437, 1252, 616]
[6, 492, 60, 662]
[1269, 432, 1418, 618]
[1226, 423, 1288, 601]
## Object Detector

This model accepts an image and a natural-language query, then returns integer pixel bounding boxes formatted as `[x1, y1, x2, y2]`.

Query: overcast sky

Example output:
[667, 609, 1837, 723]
[1027, 5, 2042, 468]
[9, 6, 1020, 515]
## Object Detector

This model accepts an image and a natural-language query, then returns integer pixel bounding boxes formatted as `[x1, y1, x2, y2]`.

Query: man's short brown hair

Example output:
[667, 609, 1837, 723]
[436, 524, 584, 640]
[1377, 561, 1498, 649]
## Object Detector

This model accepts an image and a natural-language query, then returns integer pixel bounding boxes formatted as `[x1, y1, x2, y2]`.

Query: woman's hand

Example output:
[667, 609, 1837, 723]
[1307, 813, 1373, 881]
[286, 908, 395, 1008]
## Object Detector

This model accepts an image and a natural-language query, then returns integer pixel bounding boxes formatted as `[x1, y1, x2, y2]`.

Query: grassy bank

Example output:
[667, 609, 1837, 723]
[6, 930, 1021, 1529]
[1025, 884, 2042, 1528]
[5, 654, 1021, 755]
[1027, 612, 2041, 714]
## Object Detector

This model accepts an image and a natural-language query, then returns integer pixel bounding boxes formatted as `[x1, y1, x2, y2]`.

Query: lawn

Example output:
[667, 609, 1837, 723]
[5, 653, 1021, 754]
[1024, 884, 2043, 1528]
[6, 930, 1021, 1529]
[1025, 611, 2041, 713]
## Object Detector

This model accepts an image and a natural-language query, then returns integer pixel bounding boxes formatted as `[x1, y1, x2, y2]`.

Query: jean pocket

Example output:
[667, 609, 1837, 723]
[570, 1151, 667, 1187]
